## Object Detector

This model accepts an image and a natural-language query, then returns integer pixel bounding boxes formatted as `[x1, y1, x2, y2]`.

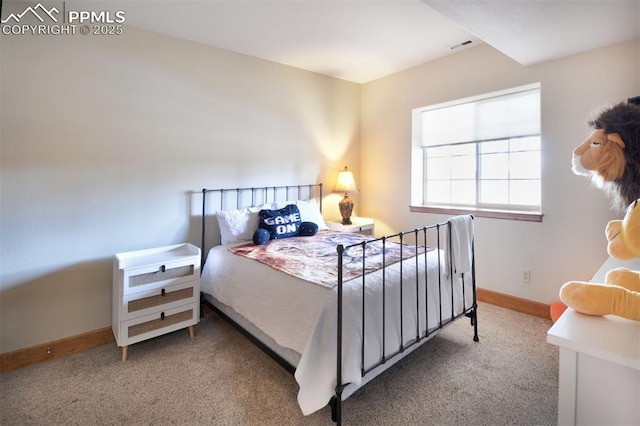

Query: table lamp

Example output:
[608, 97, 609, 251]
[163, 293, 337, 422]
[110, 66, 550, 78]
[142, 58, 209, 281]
[334, 166, 359, 225]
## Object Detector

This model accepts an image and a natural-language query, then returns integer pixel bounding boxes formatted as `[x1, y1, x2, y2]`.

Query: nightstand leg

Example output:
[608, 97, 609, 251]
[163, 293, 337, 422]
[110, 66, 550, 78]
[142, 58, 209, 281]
[122, 346, 128, 362]
[188, 325, 194, 339]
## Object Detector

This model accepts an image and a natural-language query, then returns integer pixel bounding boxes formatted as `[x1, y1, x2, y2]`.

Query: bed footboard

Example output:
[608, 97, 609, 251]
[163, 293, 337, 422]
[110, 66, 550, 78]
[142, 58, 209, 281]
[332, 217, 478, 424]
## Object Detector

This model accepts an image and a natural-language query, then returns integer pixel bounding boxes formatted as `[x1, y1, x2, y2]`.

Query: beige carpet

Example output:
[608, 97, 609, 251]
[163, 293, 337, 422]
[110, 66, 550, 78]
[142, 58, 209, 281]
[0, 302, 558, 425]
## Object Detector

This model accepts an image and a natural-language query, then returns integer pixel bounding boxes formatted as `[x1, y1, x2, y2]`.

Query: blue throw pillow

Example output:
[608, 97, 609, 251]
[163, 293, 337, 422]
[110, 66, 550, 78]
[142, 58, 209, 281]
[298, 221, 318, 237]
[252, 228, 271, 245]
[258, 204, 302, 240]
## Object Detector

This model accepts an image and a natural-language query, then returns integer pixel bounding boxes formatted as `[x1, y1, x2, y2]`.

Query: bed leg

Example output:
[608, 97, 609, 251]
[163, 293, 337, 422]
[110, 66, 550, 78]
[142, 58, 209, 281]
[465, 308, 479, 342]
[330, 397, 337, 422]
[329, 396, 342, 424]
[472, 308, 479, 342]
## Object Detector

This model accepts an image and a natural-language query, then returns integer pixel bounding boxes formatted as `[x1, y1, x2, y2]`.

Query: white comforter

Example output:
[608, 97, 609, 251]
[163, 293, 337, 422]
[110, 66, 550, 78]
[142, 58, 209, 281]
[201, 238, 474, 415]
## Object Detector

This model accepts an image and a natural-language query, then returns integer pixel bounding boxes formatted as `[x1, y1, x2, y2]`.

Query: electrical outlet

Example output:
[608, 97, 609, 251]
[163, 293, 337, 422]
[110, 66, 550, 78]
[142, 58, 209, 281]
[522, 269, 531, 284]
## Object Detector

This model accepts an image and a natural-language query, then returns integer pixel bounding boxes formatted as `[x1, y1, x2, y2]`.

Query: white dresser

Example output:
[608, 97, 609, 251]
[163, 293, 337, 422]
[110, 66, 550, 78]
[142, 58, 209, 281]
[113, 243, 201, 361]
[547, 309, 640, 425]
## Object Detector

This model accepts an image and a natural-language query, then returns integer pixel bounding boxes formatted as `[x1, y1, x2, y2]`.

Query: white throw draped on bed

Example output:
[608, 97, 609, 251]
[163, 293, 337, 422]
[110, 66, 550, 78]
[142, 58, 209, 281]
[445, 215, 474, 275]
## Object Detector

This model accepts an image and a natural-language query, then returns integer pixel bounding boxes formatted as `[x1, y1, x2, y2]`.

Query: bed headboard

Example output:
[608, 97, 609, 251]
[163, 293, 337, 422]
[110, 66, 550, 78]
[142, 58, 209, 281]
[200, 183, 323, 266]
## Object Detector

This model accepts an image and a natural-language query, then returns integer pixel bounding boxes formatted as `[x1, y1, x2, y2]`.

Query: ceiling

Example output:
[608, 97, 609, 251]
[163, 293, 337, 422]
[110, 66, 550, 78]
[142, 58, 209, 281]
[118, 0, 480, 83]
[36, 0, 640, 83]
[424, 0, 640, 67]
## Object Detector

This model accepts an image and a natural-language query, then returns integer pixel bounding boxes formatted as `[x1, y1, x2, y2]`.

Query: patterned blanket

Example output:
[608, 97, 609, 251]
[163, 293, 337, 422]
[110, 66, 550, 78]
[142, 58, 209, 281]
[229, 230, 429, 288]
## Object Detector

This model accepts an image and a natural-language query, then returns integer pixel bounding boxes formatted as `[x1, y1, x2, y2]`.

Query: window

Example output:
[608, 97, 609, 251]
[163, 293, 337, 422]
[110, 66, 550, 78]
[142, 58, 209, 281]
[411, 84, 542, 221]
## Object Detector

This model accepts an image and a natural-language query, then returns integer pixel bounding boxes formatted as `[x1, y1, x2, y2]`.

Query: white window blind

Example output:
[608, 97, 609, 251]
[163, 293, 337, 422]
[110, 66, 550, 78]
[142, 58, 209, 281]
[421, 87, 540, 147]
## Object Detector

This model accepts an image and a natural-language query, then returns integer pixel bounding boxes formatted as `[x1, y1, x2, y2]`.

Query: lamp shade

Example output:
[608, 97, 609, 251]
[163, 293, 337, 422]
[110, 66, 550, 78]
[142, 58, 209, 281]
[334, 166, 359, 193]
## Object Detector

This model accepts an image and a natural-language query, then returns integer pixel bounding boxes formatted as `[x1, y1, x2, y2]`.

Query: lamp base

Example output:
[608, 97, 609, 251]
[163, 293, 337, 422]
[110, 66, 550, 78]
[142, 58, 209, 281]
[339, 194, 354, 225]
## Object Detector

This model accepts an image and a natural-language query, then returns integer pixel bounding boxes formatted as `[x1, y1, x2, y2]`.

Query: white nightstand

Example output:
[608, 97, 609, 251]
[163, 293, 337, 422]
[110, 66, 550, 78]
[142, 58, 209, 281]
[326, 216, 375, 236]
[112, 243, 201, 361]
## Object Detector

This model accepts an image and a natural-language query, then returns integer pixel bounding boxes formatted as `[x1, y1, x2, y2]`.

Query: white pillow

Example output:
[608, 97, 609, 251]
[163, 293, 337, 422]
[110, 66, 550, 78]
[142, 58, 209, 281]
[296, 198, 328, 230]
[217, 204, 273, 245]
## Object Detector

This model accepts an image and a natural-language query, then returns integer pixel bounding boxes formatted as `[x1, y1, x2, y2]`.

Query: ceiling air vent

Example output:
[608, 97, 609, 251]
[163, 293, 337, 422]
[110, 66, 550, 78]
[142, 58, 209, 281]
[449, 40, 473, 50]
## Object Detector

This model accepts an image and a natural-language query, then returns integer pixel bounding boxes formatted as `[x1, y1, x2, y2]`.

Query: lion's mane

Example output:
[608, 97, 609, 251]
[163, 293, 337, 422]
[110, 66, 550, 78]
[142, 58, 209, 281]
[588, 102, 640, 213]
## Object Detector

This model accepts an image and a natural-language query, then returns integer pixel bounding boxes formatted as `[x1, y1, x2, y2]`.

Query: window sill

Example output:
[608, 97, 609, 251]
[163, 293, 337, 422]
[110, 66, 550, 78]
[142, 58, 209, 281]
[409, 205, 543, 222]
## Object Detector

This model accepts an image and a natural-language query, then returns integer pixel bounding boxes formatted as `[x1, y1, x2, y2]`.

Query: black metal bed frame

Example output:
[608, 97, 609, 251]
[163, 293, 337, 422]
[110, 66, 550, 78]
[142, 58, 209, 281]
[200, 183, 479, 425]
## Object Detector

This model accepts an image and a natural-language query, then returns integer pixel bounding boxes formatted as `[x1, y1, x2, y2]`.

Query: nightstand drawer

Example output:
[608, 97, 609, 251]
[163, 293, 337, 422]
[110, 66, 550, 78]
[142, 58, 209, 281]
[352, 226, 373, 235]
[121, 304, 197, 346]
[121, 280, 198, 320]
[130, 264, 193, 286]
[121, 260, 197, 296]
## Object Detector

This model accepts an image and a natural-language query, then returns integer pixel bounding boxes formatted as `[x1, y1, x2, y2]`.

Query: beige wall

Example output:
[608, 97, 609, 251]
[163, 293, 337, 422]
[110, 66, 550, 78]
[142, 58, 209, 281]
[360, 39, 640, 304]
[2, 1, 638, 355]
[0, 23, 361, 353]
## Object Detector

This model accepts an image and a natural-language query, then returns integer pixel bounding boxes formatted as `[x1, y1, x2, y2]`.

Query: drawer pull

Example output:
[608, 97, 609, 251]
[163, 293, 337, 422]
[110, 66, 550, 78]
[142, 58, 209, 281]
[160, 265, 166, 273]
[161, 288, 166, 296]
[160, 312, 165, 320]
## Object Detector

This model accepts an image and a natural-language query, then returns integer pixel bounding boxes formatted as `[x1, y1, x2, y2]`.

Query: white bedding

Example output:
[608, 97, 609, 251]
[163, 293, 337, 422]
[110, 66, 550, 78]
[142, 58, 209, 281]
[201, 234, 474, 415]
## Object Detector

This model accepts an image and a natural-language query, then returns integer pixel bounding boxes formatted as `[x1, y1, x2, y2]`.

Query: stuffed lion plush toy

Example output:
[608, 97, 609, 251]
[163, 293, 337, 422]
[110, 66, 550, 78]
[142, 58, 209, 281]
[572, 102, 640, 213]
[559, 199, 640, 321]
[558, 101, 640, 322]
